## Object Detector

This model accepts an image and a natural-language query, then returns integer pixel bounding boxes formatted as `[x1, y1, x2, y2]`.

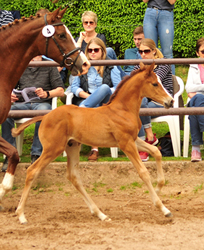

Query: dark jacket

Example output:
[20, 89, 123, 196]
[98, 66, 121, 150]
[73, 64, 114, 106]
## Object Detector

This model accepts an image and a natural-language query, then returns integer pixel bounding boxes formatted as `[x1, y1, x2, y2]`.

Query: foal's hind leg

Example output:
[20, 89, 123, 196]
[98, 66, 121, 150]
[66, 140, 108, 221]
[0, 137, 19, 211]
[136, 137, 165, 194]
[122, 139, 172, 217]
[16, 145, 65, 224]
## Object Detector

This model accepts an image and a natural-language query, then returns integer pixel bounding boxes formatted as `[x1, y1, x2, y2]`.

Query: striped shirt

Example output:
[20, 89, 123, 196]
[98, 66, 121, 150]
[134, 63, 173, 96]
[0, 10, 14, 27]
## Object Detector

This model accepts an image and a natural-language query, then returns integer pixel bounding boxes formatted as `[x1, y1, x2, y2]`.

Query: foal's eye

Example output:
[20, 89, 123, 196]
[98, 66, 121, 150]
[152, 83, 158, 87]
[58, 33, 66, 39]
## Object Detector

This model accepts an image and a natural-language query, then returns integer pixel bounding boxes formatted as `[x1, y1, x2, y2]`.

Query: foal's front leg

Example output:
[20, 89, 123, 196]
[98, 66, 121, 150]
[136, 137, 165, 194]
[122, 139, 172, 217]
[66, 141, 109, 221]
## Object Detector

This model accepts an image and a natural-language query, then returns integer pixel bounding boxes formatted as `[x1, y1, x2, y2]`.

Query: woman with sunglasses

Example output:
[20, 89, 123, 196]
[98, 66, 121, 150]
[134, 38, 173, 162]
[71, 37, 121, 161]
[76, 11, 106, 52]
[75, 11, 126, 79]
[185, 37, 204, 162]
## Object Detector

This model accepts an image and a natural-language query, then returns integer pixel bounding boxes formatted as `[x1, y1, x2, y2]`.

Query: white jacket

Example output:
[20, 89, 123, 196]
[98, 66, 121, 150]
[185, 64, 204, 94]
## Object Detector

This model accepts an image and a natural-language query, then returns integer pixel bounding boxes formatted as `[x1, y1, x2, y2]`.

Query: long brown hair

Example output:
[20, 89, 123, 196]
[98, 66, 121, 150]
[140, 38, 164, 59]
[85, 37, 107, 77]
[196, 37, 204, 53]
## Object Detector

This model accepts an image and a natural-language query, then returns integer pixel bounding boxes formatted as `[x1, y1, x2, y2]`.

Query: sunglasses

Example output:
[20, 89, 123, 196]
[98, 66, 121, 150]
[199, 50, 204, 54]
[139, 49, 152, 55]
[87, 48, 101, 53]
[84, 21, 94, 25]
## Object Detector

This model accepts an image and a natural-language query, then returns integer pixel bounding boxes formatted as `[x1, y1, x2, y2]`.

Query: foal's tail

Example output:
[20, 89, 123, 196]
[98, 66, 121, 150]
[12, 116, 44, 137]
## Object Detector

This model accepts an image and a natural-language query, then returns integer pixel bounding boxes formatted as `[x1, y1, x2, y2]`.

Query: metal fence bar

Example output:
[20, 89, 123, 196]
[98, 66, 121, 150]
[29, 58, 204, 67]
[11, 58, 201, 120]
[7, 107, 204, 119]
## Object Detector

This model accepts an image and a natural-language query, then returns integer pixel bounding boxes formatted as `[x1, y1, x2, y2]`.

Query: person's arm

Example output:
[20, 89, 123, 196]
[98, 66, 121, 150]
[185, 66, 204, 93]
[71, 76, 90, 98]
[143, 0, 149, 3]
[110, 66, 122, 93]
[167, 0, 177, 4]
[35, 87, 64, 99]
[76, 32, 86, 47]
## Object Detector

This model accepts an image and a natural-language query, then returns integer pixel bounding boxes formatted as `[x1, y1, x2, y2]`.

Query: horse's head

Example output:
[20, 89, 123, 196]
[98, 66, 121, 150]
[39, 7, 90, 76]
[139, 62, 174, 108]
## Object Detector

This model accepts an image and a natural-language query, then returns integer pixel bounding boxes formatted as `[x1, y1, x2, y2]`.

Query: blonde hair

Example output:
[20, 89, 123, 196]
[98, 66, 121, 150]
[140, 38, 164, 59]
[81, 11, 98, 24]
[85, 37, 107, 77]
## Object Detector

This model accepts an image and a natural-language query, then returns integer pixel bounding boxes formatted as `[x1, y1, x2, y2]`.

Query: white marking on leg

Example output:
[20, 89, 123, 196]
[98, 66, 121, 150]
[0, 173, 14, 199]
[162, 205, 172, 217]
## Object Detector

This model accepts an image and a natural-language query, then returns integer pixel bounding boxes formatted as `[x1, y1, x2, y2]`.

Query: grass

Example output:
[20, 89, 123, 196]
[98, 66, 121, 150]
[193, 184, 203, 194]
[0, 65, 195, 163]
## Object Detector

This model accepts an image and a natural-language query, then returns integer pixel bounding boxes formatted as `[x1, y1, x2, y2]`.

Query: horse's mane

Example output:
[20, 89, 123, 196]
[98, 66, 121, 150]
[105, 67, 143, 105]
[0, 13, 47, 32]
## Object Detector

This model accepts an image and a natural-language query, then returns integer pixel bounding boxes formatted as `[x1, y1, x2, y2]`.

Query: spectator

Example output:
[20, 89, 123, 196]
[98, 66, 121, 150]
[185, 37, 204, 162]
[134, 38, 173, 162]
[124, 26, 144, 74]
[74, 10, 126, 79]
[0, 7, 14, 27]
[1, 55, 65, 172]
[11, 10, 21, 20]
[71, 37, 121, 161]
[142, 0, 177, 75]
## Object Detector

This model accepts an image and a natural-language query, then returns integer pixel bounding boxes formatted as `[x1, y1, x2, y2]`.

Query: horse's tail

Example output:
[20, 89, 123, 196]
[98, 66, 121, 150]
[12, 116, 44, 137]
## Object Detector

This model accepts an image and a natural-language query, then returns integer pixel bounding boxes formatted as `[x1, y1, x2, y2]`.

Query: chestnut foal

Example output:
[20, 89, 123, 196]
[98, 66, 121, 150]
[12, 63, 173, 224]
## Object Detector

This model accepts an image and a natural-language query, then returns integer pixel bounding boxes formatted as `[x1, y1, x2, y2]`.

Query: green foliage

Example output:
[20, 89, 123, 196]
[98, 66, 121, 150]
[1, 0, 203, 58]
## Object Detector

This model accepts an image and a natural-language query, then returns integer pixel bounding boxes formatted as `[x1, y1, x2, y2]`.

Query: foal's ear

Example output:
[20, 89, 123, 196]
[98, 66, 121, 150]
[149, 62, 155, 73]
[139, 62, 145, 70]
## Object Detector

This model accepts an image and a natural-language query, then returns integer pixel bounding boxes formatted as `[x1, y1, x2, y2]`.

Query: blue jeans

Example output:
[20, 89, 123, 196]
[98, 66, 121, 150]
[138, 97, 164, 139]
[143, 8, 175, 75]
[2, 102, 52, 156]
[79, 84, 112, 108]
[106, 47, 127, 79]
[189, 94, 204, 146]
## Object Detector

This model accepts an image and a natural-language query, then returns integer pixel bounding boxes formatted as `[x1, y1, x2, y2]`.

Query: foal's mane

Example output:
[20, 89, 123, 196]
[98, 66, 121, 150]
[105, 67, 143, 105]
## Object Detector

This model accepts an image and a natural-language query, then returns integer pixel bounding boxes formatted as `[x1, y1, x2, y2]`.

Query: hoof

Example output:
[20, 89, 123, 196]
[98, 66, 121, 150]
[21, 221, 28, 225]
[104, 217, 112, 222]
[165, 212, 172, 218]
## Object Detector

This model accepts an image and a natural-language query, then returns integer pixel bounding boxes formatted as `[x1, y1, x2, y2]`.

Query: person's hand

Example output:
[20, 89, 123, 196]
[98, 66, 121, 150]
[35, 88, 47, 98]
[79, 31, 86, 41]
[188, 92, 196, 99]
[11, 93, 18, 103]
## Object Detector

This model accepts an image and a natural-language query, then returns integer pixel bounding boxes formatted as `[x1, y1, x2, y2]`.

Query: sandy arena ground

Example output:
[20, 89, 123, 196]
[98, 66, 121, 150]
[1, 160, 204, 250]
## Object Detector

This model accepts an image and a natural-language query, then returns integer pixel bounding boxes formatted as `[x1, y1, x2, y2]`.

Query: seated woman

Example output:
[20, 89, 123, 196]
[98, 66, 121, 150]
[185, 37, 204, 162]
[71, 37, 121, 161]
[134, 38, 173, 162]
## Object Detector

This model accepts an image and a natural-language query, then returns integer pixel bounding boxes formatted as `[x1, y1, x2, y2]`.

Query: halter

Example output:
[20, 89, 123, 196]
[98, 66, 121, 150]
[44, 14, 81, 69]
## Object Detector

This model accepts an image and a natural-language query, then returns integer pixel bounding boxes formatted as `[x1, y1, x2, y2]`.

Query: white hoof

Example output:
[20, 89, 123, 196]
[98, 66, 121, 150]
[162, 206, 172, 217]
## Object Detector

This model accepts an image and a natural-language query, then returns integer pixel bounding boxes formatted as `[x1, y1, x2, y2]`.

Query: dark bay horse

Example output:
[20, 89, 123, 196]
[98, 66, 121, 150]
[9, 63, 174, 224]
[0, 7, 90, 205]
